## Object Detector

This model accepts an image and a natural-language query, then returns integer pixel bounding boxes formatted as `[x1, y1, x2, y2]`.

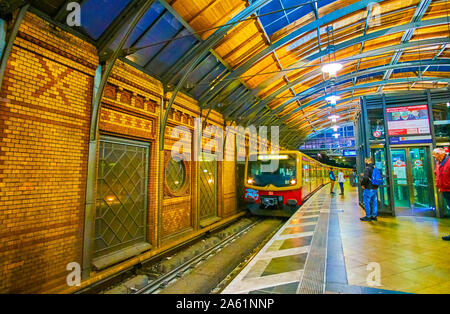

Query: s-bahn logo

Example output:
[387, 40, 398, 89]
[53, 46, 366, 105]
[245, 188, 259, 201]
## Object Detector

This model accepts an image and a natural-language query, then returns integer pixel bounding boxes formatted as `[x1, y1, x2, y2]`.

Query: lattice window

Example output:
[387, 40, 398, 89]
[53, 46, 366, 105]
[166, 158, 186, 194]
[199, 156, 218, 221]
[94, 136, 149, 257]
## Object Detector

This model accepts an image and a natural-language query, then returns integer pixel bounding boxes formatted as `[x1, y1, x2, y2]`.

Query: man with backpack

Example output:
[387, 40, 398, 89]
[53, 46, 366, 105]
[360, 157, 382, 221]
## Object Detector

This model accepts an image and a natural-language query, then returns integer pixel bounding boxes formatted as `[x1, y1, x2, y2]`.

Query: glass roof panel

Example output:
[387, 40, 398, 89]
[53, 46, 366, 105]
[187, 55, 221, 85]
[130, 11, 185, 67]
[146, 28, 198, 76]
[108, 2, 166, 52]
[190, 66, 227, 98]
[81, 0, 131, 40]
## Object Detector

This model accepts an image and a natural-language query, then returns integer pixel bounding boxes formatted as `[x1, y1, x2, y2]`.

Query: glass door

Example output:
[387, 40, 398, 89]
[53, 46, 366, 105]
[390, 147, 435, 216]
[409, 147, 434, 216]
[391, 149, 411, 214]
[372, 148, 391, 213]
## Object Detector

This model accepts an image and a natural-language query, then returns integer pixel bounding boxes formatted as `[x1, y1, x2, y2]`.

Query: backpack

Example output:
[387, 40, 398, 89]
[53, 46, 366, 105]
[370, 167, 383, 186]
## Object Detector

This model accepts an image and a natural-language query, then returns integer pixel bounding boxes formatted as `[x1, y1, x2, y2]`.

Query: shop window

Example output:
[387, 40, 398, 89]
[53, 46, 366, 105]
[432, 102, 450, 138]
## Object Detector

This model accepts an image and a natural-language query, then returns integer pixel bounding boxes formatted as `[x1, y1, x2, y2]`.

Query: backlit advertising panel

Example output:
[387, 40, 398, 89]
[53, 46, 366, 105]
[386, 105, 430, 136]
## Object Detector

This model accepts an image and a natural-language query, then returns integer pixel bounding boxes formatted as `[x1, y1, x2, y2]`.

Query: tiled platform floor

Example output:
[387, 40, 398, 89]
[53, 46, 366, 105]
[222, 183, 450, 294]
[337, 184, 450, 294]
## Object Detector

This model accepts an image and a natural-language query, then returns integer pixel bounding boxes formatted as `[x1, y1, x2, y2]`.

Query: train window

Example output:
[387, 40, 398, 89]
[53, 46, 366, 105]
[166, 158, 186, 193]
[247, 154, 297, 187]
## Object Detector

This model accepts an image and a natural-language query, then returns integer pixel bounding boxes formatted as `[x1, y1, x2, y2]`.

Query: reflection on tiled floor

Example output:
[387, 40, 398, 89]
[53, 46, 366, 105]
[222, 189, 330, 294]
[335, 184, 450, 294]
[223, 183, 450, 294]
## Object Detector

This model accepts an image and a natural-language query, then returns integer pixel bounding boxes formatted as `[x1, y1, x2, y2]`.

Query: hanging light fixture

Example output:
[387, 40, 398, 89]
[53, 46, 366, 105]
[321, 63, 343, 76]
[333, 125, 338, 132]
[328, 114, 340, 123]
[325, 94, 341, 107]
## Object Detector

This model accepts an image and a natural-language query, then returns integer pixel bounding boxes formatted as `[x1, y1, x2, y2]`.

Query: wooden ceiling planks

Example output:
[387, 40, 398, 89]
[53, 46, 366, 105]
[168, 0, 449, 135]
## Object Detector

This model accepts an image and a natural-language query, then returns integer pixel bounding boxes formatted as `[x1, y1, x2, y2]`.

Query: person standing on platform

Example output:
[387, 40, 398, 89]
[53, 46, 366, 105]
[432, 148, 450, 241]
[329, 168, 336, 194]
[360, 157, 381, 222]
[338, 169, 345, 195]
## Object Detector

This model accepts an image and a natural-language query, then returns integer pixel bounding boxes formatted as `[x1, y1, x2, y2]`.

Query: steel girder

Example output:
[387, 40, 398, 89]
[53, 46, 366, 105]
[0, 4, 29, 88]
[234, 18, 450, 121]
[223, 27, 449, 124]
[158, 0, 272, 152]
[247, 58, 450, 125]
[286, 76, 450, 128]
[198, 0, 388, 106]
[283, 61, 450, 121]
[410, 44, 448, 88]
[83, 0, 156, 279]
[97, 0, 148, 57]
[377, 0, 432, 93]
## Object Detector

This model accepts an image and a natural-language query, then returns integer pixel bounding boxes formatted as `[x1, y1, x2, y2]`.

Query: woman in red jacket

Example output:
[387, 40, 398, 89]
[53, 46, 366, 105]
[432, 148, 450, 241]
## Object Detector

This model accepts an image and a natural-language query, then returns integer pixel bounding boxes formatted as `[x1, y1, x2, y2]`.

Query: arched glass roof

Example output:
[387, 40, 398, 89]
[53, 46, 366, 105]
[16, 0, 450, 147]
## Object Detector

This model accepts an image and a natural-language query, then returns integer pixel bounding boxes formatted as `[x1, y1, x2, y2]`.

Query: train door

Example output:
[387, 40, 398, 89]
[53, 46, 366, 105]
[199, 153, 218, 225]
[236, 162, 246, 211]
[389, 146, 436, 216]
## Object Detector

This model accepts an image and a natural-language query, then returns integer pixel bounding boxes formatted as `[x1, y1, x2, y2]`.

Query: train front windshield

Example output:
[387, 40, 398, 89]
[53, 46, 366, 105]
[247, 154, 297, 188]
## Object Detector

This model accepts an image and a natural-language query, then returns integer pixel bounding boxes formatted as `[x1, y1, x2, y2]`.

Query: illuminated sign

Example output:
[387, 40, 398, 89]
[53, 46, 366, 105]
[342, 150, 356, 157]
[386, 105, 430, 136]
[258, 155, 289, 160]
[390, 135, 432, 145]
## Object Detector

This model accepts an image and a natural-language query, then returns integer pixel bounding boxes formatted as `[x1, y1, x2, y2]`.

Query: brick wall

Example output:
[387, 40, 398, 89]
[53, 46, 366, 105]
[0, 12, 265, 293]
[0, 13, 98, 293]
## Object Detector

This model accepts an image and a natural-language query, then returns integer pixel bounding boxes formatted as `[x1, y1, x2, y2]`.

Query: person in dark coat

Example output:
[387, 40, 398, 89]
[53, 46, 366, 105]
[360, 157, 379, 221]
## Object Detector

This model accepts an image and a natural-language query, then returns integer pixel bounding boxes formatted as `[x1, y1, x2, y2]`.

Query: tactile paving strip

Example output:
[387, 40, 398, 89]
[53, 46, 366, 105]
[296, 210, 329, 294]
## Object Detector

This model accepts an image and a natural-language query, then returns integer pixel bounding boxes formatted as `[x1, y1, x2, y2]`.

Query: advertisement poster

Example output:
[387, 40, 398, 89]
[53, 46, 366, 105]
[386, 105, 430, 136]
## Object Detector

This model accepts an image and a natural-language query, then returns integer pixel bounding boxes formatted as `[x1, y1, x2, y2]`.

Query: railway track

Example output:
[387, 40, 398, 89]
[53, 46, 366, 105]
[134, 219, 262, 294]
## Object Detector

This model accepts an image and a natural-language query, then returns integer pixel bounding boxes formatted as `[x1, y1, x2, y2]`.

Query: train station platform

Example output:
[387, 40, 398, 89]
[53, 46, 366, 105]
[222, 184, 450, 294]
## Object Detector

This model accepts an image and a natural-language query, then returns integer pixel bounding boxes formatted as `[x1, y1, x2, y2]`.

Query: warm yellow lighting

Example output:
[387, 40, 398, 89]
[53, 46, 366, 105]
[258, 155, 289, 161]
[247, 178, 255, 184]
[321, 63, 343, 75]
[325, 95, 341, 104]
[290, 179, 297, 185]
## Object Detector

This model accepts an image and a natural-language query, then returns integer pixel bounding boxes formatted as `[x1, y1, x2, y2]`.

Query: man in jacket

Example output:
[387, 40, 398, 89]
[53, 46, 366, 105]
[360, 157, 379, 221]
[432, 148, 450, 241]
[329, 168, 336, 194]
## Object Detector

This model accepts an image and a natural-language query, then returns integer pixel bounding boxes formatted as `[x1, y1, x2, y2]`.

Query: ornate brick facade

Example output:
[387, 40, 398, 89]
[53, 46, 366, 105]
[0, 12, 269, 293]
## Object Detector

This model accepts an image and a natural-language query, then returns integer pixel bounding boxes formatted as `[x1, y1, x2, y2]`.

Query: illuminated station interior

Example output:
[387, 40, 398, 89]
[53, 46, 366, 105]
[0, 0, 449, 295]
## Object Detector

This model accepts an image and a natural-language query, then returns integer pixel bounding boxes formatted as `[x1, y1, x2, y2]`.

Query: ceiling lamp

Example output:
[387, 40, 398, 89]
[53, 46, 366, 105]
[333, 125, 339, 132]
[325, 95, 341, 106]
[333, 133, 340, 139]
[321, 63, 343, 76]
[328, 114, 340, 123]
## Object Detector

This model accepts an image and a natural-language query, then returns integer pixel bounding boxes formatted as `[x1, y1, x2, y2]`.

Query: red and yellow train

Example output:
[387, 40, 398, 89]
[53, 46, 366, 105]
[244, 151, 352, 217]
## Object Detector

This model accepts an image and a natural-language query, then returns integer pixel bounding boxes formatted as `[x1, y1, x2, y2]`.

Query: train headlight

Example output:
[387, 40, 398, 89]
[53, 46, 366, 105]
[290, 179, 297, 185]
[247, 178, 255, 185]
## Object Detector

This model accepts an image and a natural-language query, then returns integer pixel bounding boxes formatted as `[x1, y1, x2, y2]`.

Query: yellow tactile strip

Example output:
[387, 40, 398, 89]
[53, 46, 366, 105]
[222, 187, 330, 294]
